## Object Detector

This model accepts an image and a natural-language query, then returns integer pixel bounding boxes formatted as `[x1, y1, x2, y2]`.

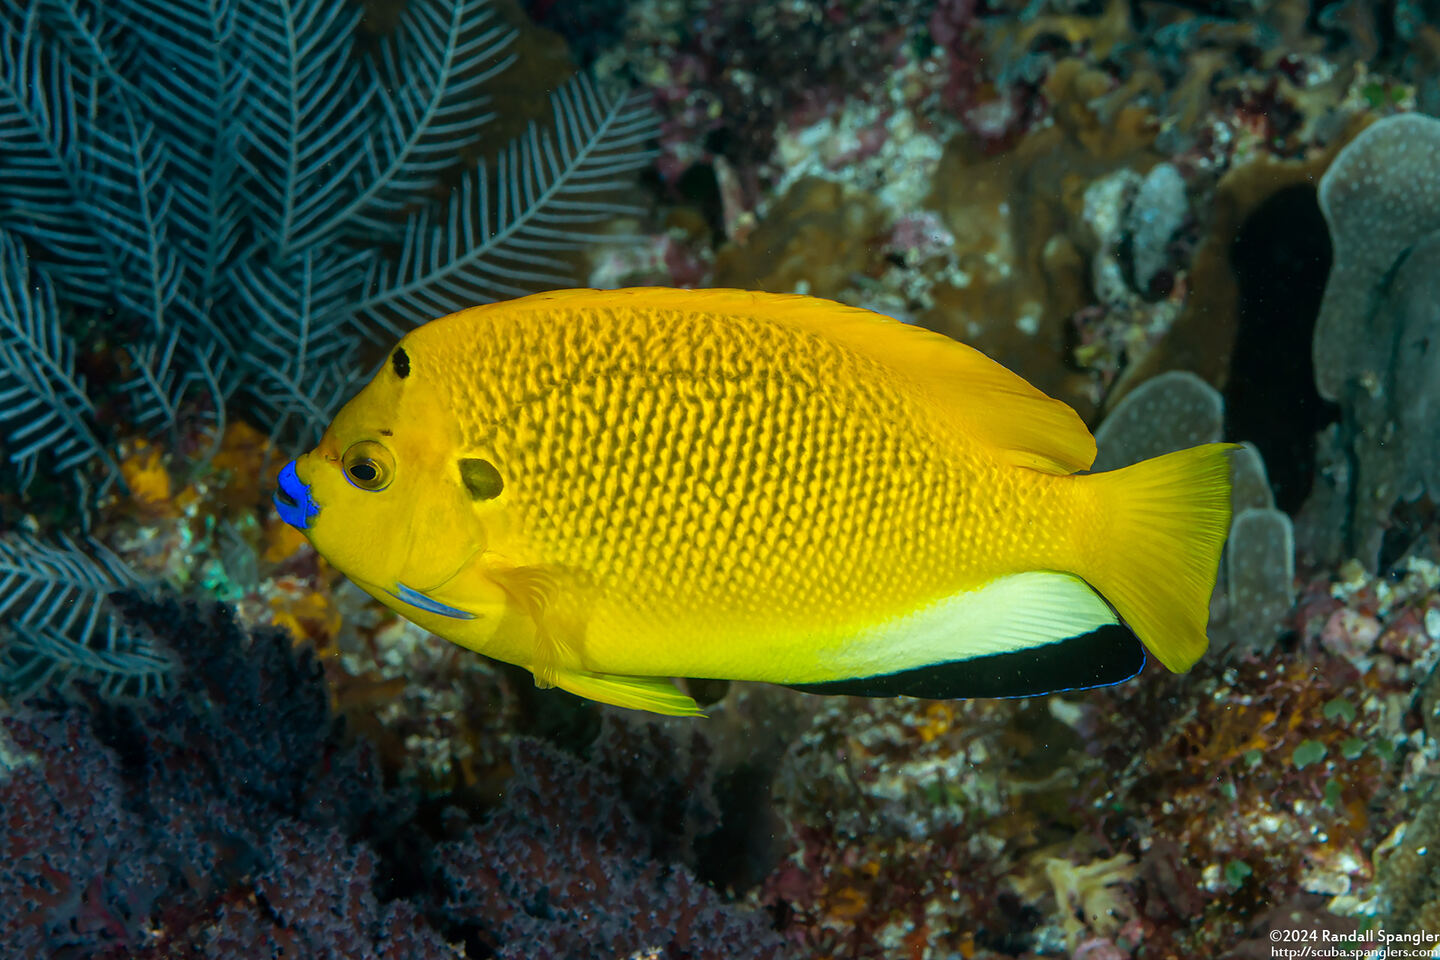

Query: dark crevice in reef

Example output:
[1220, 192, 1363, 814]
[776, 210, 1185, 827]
[1224, 183, 1338, 515]
[694, 761, 788, 893]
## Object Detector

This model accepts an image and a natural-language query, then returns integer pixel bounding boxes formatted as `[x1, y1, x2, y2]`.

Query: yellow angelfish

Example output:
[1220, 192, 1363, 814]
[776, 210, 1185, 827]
[273, 288, 1234, 716]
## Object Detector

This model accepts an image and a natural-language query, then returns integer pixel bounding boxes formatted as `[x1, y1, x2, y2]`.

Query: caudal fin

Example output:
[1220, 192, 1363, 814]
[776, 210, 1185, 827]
[1081, 443, 1237, 672]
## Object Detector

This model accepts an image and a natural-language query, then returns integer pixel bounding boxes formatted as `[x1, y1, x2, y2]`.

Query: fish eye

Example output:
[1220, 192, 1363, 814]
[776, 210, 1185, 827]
[341, 440, 394, 492]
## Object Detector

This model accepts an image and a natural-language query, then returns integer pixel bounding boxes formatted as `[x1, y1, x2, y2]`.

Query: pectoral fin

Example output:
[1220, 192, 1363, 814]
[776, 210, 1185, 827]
[550, 670, 704, 717]
[481, 563, 704, 716]
[486, 563, 590, 687]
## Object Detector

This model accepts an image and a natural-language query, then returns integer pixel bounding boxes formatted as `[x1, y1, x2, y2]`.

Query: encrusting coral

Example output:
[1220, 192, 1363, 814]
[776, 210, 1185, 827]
[1009, 852, 1138, 952]
[714, 176, 886, 300]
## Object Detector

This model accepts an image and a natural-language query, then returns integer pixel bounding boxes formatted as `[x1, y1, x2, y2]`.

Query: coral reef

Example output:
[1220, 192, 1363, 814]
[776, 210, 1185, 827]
[0, 229, 116, 497]
[438, 733, 786, 959]
[603, 0, 1407, 429]
[1091, 371, 1222, 472]
[714, 176, 886, 299]
[0, 596, 407, 956]
[1224, 502, 1298, 655]
[0, 597, 786, 958]
[1009, 852, 1138, 952]
[4, 0, 1440, 956]
[1375, 779, 1440, 939]
[0, 0, 658, 704]
[756, 544, 1437, 957]
[601, 0, 928, 176]
[151, 825, 454, 960]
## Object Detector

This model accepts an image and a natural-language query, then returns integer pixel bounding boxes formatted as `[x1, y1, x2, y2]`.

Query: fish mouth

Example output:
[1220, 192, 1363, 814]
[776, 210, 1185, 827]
[273, 460, 320, 530]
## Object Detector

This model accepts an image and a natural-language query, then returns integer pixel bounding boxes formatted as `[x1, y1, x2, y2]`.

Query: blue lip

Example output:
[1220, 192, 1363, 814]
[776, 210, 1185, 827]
[273, 460, 319, 530]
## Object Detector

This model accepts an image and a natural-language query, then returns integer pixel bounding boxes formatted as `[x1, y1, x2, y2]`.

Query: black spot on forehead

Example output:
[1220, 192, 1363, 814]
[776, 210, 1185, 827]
[391, 347, 410, 379]
[379, 429, 392, 437]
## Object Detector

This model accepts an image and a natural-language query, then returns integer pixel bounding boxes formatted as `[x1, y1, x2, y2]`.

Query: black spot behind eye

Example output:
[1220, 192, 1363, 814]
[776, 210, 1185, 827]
[459, 458, 503, 501]
[391, 347, 410, 379]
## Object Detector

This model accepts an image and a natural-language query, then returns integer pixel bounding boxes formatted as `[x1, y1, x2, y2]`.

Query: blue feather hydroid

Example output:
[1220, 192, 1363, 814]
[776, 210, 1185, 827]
[0, 533, 173, 699]
[0, 0, 657, 699]
[0, 4, 115, 307]
[357, 74, 659, 336]
[0, 0, 657, 454]
[0, 228, 113, 489]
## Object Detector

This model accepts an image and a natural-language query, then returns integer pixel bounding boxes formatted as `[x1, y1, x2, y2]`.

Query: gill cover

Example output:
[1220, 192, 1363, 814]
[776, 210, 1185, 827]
[282, 333, 506, 632]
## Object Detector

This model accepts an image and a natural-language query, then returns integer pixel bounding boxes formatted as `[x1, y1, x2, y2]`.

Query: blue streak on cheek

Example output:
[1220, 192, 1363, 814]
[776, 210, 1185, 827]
[389, 583, 477, 620]
[273, 460, 320, 530]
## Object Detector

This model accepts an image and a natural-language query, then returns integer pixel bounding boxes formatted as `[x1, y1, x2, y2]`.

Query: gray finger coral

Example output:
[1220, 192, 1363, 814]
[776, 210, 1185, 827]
[1308, 113, 1440, 571]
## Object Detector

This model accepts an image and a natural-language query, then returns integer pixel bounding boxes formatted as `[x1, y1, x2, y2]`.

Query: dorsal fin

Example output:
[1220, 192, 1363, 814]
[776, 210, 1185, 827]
[501, 287, 1096, 475]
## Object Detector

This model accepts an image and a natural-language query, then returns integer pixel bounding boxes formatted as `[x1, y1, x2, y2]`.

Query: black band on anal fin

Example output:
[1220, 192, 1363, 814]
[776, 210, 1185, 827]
[785, 624, 1146, 700]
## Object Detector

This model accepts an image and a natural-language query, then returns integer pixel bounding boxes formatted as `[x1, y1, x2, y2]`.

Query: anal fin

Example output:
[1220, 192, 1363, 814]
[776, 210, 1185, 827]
[551, 670, 705, 717]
